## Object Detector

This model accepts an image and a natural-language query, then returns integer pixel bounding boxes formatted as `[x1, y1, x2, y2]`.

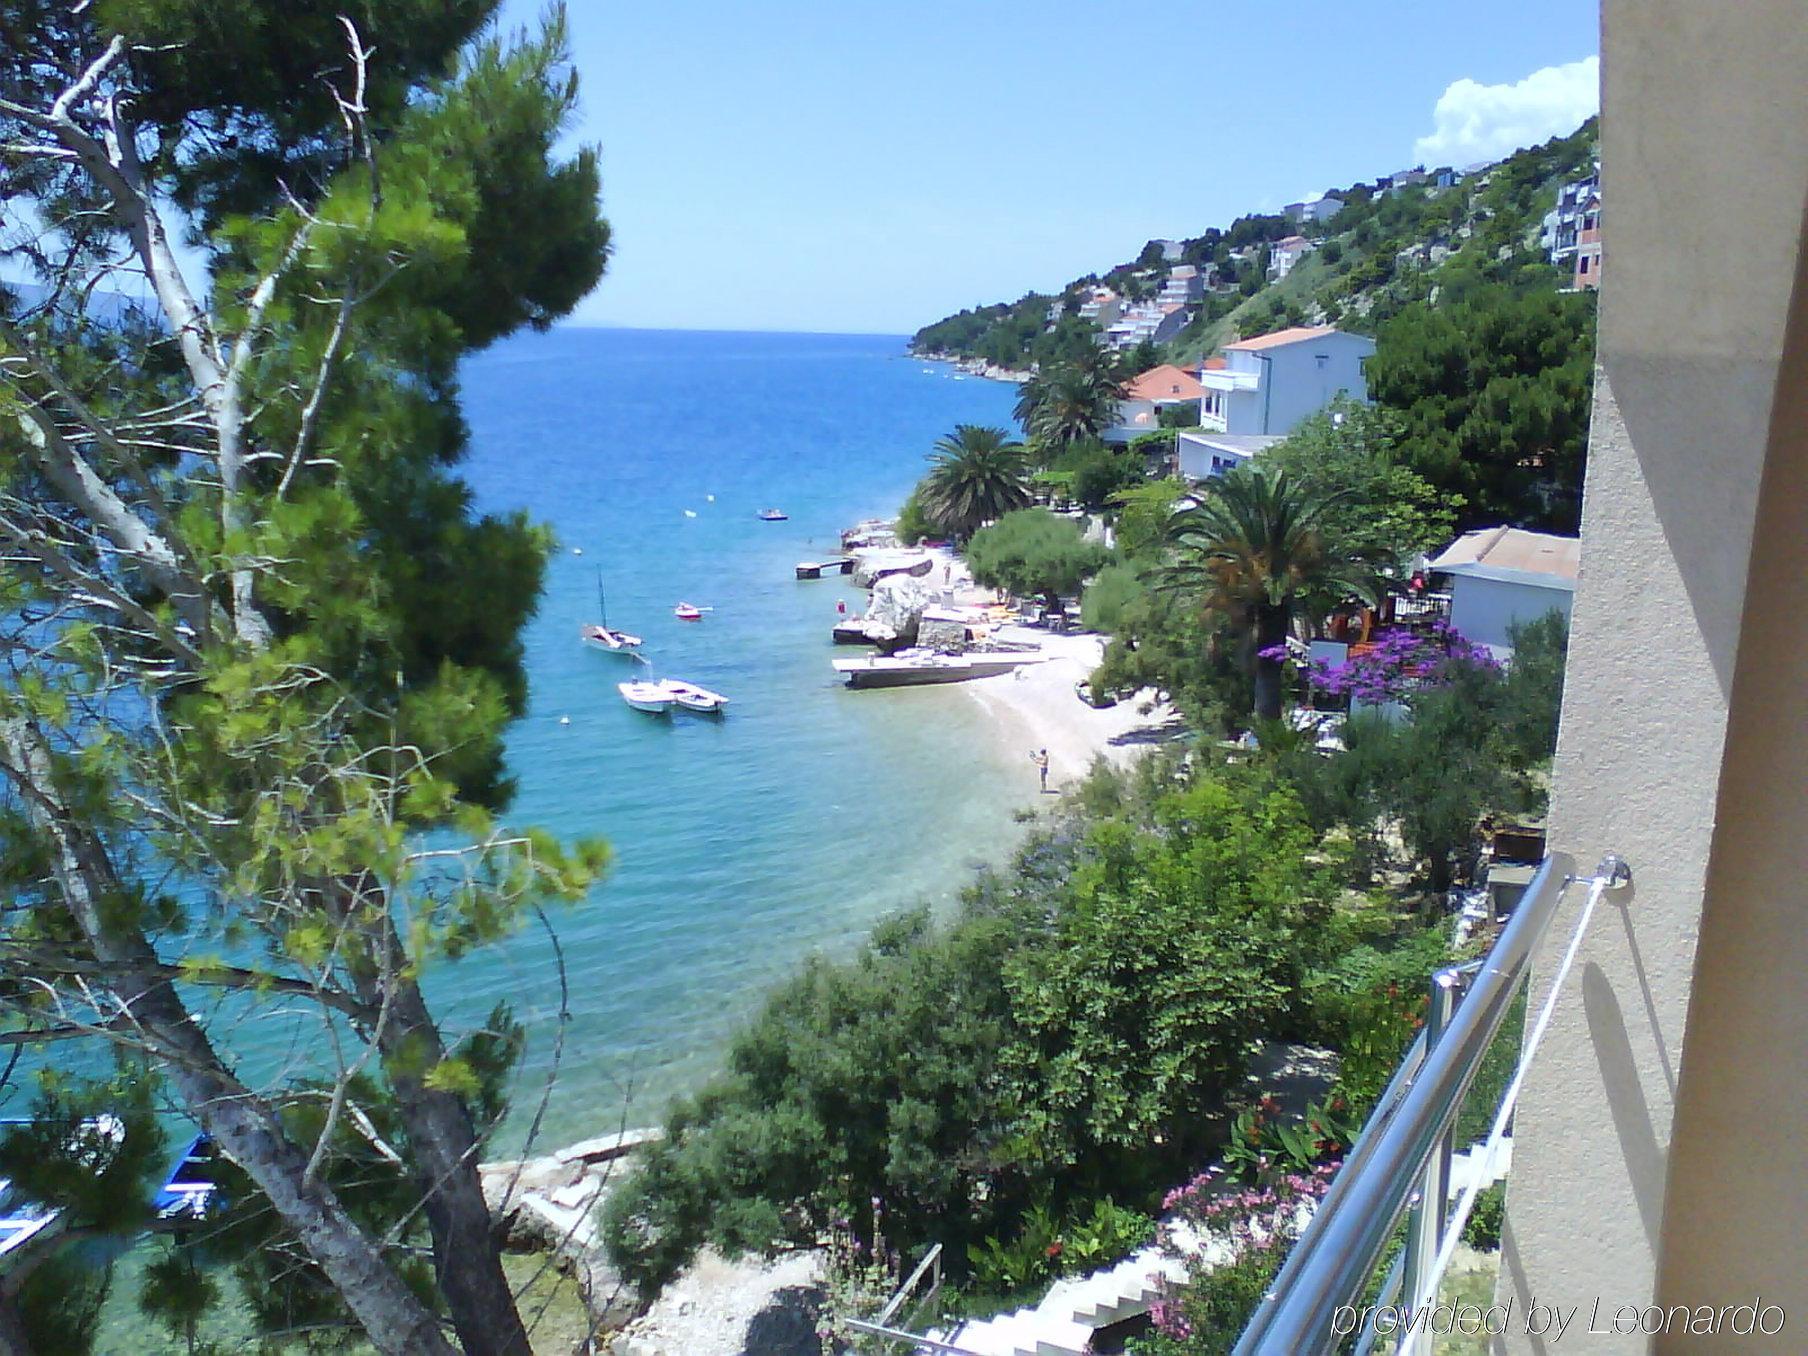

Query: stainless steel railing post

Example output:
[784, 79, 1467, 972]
[1398, 966, 1463, 1354]
[1234, 851, 1578, 1354]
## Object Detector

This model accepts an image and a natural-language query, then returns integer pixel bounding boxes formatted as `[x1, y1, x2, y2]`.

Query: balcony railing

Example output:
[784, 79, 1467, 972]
[1233, 851, 1632, 1354]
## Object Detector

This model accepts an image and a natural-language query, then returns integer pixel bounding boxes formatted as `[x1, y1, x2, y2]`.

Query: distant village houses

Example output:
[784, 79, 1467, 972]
[1267, 235, 1316, 281]
[1542, 168, 1603, 290]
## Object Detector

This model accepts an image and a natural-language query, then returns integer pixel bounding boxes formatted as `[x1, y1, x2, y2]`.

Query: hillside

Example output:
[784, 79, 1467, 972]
[911, 119, 1598, 367]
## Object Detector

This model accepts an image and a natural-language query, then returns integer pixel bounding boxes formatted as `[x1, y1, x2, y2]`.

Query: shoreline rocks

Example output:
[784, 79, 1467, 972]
[480, 1128, 663, 1334]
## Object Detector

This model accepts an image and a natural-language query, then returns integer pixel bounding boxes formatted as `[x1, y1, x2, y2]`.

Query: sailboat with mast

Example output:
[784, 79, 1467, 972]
[581, 570, 644, 657]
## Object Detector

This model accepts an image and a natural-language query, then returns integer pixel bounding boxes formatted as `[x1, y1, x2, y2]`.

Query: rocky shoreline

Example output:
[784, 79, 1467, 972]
[482, 1131, 826, 1354]
[909, 347, 1032, 383]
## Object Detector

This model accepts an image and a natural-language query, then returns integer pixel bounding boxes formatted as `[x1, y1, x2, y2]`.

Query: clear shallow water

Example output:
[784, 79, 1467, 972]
[433, 328, 1033, 1145]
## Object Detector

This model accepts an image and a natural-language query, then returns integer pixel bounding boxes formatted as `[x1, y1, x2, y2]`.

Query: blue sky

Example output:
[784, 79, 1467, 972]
[506, 1, 1599, 335]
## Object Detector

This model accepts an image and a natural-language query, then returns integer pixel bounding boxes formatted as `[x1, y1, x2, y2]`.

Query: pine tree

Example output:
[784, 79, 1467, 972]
[0, 5, 610, 1350]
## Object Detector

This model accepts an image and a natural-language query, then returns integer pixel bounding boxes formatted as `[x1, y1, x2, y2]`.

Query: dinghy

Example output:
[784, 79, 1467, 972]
[618, 680, 676, 714]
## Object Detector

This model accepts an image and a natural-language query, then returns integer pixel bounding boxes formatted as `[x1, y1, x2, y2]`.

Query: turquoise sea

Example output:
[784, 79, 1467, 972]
[436, 328, 1033, 1146]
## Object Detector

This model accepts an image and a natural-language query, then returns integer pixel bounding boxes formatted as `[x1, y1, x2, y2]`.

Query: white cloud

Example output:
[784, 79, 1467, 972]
[1413, 56, 1599, 166]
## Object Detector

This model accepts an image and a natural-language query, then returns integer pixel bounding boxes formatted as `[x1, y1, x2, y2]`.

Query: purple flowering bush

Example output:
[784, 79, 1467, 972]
[1134, 1166, 1335, 1353]
[1300, 622, 1499, 706]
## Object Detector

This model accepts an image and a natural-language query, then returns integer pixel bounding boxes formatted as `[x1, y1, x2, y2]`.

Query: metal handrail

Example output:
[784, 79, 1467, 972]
[1233, 852, 1579, 1354]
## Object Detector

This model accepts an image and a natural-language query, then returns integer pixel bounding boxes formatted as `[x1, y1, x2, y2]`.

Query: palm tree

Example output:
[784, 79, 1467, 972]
[1014, 350, 1127, 453]
[1162, 465, 1381, 720]
[920, 425, 1032, 540]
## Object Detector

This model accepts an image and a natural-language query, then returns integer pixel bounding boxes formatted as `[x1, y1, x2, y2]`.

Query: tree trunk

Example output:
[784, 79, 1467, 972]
[1252, 604, 1291, 722]
[0, 724, 456, 1356]
[357, 947, 533, 1356]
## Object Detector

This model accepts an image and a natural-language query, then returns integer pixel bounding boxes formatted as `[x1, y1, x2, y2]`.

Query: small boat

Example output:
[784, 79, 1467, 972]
[833, 648, 1047, 688]
[584, 573, 644, 656]
[583, 622, 645, 654]
[674, 602, 709, 621]
[660, 679, 730, 714]
[619, 680, 676, 714]
[758, 508, 789, 521]
[155, 1134, 221, 1221]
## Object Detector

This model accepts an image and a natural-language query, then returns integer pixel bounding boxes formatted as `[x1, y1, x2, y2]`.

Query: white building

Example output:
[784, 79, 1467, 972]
[1076, 289, 1120, 329]
[1268, 235, 1316, 281]
[1200, 325, 1375, 436]
[1428, 525, 1579, 657]
[1285, 194, 1345, 224]
[1157, 265, 1203, 306]
[1540, 169, 1600, 268]
[1104, 363, 1202, 443]
[1175, 431, 1283, 480]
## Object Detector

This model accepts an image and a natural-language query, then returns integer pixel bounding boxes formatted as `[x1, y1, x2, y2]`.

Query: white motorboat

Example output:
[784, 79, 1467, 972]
[618, 680, 676, 714]
[660, 679, 730, 714]
[758, 508, 788, 521]
[674, 601, 710, 621]
[832, 648, 1046, 688]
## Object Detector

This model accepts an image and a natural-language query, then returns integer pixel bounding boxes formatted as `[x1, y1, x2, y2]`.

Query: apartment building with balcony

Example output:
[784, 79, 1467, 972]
[1200, 325, 1374, 436]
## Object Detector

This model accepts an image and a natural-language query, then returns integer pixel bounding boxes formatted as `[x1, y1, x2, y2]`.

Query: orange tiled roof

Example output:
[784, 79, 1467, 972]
[1125, 364, 1204, 402]
[1224, 324, 1341, 351]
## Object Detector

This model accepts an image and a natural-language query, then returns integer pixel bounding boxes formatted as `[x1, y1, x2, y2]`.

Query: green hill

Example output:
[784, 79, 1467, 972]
[911, 118, 1599, 367]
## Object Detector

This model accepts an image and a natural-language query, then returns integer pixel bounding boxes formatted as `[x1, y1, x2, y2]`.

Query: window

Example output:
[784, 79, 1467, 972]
[1579, 256, 1591, 275]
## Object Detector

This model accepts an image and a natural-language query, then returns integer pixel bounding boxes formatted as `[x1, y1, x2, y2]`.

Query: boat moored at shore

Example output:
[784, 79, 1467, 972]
[833, 648, 1047, 688]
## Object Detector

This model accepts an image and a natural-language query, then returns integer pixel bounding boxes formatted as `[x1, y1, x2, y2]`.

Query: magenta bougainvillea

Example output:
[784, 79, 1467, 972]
[1261, 622, 1499, 705]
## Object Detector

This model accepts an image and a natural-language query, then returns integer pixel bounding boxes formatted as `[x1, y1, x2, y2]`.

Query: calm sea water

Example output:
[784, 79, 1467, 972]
[433, 328, 1031, 1146]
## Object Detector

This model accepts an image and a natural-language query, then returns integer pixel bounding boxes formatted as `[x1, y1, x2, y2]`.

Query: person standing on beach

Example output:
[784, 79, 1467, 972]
[1031, 748, 1050, 792]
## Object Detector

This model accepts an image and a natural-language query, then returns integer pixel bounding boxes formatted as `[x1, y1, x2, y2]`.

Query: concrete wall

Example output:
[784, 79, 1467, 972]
[1445, 575, 1572, 657]
[1500, 3, 1808, 1349]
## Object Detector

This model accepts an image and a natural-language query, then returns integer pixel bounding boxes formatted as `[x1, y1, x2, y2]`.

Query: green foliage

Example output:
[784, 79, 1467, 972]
[895, 485, 933, 546]
[1014, 350, 1127, 454]
[965, 509, 1109, 610]
[917, 425, 1032, 541]
[1054, 440, 1145, 513]
[1262, 399, 1461, 571]
[1080, 562, 1146, 634]
[966, 1197, 1155, 1299]
[15, 1249, 112, 1356]
[2, 4, 614, 1346]
[1163, 466, 1383, 720]
[1109, 478, 1187, 561]
[1093, 591, 1251, 737]
[1367, 283, 1596, 531]
[1285, 621, 1567, 894]
[1463, 1183, 1507, 1251]
[605, 763, 1339, 1295]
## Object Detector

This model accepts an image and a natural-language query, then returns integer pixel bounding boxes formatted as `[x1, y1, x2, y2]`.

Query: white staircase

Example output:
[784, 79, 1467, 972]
[923, 1139, 1511, 1356]
[927, 1220, 1234, 1356]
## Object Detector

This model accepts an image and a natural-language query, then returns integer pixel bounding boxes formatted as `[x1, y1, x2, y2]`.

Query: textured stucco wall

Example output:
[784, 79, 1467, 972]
[1500, 2, 1808, 1348]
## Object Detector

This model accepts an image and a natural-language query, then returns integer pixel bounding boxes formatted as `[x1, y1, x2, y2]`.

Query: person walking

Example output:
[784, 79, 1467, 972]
[1031, 748, 1050, 792]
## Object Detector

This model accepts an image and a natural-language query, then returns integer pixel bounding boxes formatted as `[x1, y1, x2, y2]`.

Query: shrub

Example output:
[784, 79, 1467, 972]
[604, 766, 1339, 1294]
[1462, 1183, 1506, 1251]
